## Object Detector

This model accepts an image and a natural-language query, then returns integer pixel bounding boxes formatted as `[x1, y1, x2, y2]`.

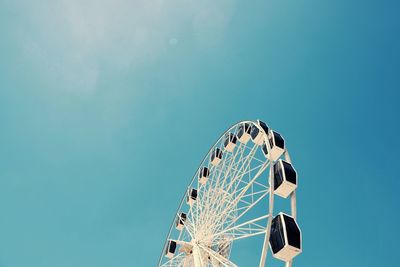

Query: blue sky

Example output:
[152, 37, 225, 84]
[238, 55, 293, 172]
[0, 0, 399, 266]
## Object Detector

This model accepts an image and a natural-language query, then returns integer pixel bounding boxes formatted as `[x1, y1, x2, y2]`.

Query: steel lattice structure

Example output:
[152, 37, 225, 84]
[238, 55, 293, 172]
[158, 120, 302, 267]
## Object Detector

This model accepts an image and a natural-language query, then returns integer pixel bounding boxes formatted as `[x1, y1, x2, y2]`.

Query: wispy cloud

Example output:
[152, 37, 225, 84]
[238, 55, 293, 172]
[13, 0, 236, 93]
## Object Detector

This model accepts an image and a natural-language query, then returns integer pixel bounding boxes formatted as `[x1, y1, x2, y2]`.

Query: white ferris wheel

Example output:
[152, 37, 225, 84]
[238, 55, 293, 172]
[158, 120, 302, 267]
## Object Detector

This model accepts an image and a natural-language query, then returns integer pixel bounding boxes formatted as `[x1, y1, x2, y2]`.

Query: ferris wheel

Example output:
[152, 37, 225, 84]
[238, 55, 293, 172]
[158, 120, 302, 267]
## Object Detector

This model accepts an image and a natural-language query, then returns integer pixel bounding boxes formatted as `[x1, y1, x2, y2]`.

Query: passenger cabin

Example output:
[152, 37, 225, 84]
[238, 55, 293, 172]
[269, 213, 302, 262]
[165, 240, 177, 259]
[268, 131, 285, 161]
[237, 123, 251, 144]
[176, 212, 187, 231]
[273, 160, 297, 198]
[199, 167, 210, 185]
[187, 188, 198, 206]
[210, 148, 223, 166]
[257, 120, 270, 133]
[224, 133, 237, 152]
[250, 124, 264, 145]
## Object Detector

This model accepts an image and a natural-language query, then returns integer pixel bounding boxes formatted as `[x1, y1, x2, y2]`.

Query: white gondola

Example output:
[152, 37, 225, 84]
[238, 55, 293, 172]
[224, 133, 237, 152]
[250, 124, 264, 145]
[268, 130, 285, 161]
[237, 123, 251, 144]
[210, 148, 223, 166]
[273, 159, 297, 198]
[257, 119, 269, 133]
[165, 240, 177, 259]
[269, 213, 302, 262]
[199, 167, 210, 185]
[175, 212, 187, 231]
[186, 188, 197, 206]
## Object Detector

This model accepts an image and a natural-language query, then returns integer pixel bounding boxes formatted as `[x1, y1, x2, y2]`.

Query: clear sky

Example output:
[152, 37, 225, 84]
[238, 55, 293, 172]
[0, 0, 399, 266]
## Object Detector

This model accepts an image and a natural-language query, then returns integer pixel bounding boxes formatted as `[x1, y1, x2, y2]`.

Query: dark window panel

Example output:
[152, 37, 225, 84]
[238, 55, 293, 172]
[274, 161, 284, 190]
[250, 125, 260, 140]
[282, 161, 297, 184]
[270, 215, 285, 254]
[283, 214, 301, 249]
[273, 131, 285, 149]
[258, 120, 269, 133]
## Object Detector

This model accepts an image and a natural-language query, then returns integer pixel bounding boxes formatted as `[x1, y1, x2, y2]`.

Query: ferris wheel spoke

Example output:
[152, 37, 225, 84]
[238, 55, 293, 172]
[231, 229, 267, 241]
[212, 141, 255, 194]
[200, 142, 247, 223]
[208, 213, 270, 241]
[225, 159, 268, 208]
[208, 159, 264, 224]
[211, 189, 270, 236]
[181, 215, 195, 239]
[241, 188, 269, 199]
[233, 160, 269, 199]
[187, 138, 271, 260]
[221, 160, 266, 193]
[160, 253, 186, 267]
[228, 145, 259, 185]
[208, 162, 270, 228]
[198, 244, 238, 267]
[212, 145, 248, 204]
[228, 160, 267, 181]
[181, 227, 194, 243]
[217, 144, 257, 197]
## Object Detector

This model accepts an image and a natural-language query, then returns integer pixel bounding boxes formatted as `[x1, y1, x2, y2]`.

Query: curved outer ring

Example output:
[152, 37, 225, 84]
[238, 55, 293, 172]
[157, 120, 297, 267]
